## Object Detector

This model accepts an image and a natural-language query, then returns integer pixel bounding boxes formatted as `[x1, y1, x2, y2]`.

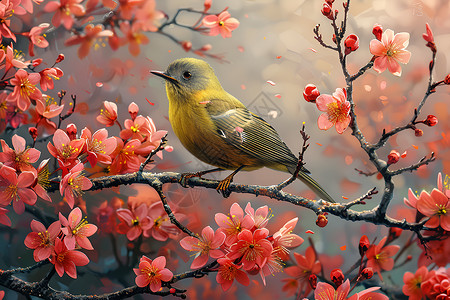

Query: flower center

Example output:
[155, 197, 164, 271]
[437, 205, 447, 216]
[326, 101, 349, 123]
[218, 21, 224, 26]
[20, 78, 36, 98]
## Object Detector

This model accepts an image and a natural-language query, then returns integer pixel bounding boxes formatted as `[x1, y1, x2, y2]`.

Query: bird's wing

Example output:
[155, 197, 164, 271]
[210, 107, 300, 168]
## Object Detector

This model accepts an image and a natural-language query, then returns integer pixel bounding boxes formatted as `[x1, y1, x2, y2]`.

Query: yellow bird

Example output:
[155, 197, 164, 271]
[151, 58, 334, 202]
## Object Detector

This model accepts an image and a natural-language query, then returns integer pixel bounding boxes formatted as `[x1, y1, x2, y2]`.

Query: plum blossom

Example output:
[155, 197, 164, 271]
[44, 0, 85, 30]
[109, 138, 141, 174]
[60, 162, 92, 208]
[32, 158, 52, 202]
[216, 258, 249, 291]
[47, 129, 84, 171]
[117, 203, 152, 241]
[315, 279, 388, 300]
[366, 236, 400, 280]
[402, 266, 430, 300]
[49, 238, 89, 278]
[60, 207, 97, 250]
[180, 226, 225, 269]
[64, 24, 113, 59]
[133, 255, 173, 292]
[316, 88, 351, 134]
[96, 101, 118, 127]
[27, 23, 50, 56]
[416, 189, 450, 231]
[202, 11, 239, 38]
[39, 68, 63, 91]
[80, 127, 117, 167]
[272, 217, 304, 260]
[24, 220, 60, 261]
[146, 201, 181, 241]
[215, 202, 254, 246]
[0, 134, 40, 172]
[7, 69, 42, 111]
[0, 165, 37, 214]
[119, 22, 149, 57]
[370, 29, 411, 76]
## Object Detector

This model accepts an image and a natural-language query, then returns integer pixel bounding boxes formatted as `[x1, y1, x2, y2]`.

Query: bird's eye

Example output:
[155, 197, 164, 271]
[182, 71, 192, 79]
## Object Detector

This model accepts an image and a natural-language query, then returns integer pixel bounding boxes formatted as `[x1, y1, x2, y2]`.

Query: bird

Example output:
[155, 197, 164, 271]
[151, 58, 334, 202]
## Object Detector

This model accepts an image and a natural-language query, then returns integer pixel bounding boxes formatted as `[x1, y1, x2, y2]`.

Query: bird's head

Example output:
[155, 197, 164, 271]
[151, 58, 223, 101]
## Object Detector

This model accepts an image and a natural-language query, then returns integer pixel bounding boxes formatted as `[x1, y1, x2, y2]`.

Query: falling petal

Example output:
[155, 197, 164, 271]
[145, 98, 155, 106]
[305, 230, 314, 234]
[96, 82, 103, 87]
[340, 245, 347, 251]
[266, 80, 276, 86]
[276, 56, 282, 59]
[274, 94, 281, 98]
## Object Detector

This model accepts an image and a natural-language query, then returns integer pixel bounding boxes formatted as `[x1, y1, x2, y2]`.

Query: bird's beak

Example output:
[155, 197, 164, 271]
[150, 70, 179, 84]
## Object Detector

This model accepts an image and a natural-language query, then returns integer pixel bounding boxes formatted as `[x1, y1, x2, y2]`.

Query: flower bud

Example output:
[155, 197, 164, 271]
[32, 58, 43, 67]
[316, 213, 328, 227]
[181, 41, 192, 52]
[424, 115, 438, 127]
[128, 102, 139, 120]
[56, 54, 65, 63]
[303, 84, 320, 102]
[361, 267, 373, 280]
[415, 128, 423, 137]
[389, 227, 402, 239]
[372, 24, 383, 41]
[359, 235, 370, 256]
[330, 269, 344, 287]
[325, 0, 334, 5]
[170, 288, 176, 294]
[344, 34, 359, 55]
[308, 274, 317, 289]
[321, 3, 333, 19]
[387, 150, 400, 165]
[66, 123, 77, 140]
[444, 74, 450, 85]
[28, 127, 38, 140]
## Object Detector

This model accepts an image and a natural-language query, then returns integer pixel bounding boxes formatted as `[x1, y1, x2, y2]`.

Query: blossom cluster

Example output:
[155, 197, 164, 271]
[403, 266, 450, 300]
[24, 207, 96, 278]
[179, 202, 303, 291]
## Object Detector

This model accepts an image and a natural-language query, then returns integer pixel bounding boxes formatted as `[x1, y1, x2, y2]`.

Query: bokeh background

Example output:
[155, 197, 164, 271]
[1, 0, 450, 299]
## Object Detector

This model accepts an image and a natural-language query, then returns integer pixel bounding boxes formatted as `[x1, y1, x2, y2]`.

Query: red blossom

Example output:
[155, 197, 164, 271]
[316, 88, 350, 134]
[59, 162, 92, 209]
[216, 258, 249, 291]
[303, 84, 320, 103]
[7, 69, 42, 111]
[24, 220, 60, 261]
[344, 34, 359, 55]
[0, 134, 40, 173]
[133, 256, 173, 292]
[366, 236, 400, 280]
[96, 101, 118, 127]
[0, 165, 37, 214]
[423, 115, 438, 127]
[49, 238, 89, 278]
[387, 150, 400, 165]
[117, 203, 152, 241]
[372, 24, 383, 41]
[60, 207, 97, 250]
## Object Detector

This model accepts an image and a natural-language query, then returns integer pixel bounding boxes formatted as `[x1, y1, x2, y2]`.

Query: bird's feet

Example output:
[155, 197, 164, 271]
[216, 174, 234, 198]
[178, 168, 223, 187]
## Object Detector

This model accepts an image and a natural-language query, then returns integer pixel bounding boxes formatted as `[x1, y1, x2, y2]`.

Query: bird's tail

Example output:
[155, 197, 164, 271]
[296, 171, 335, 203]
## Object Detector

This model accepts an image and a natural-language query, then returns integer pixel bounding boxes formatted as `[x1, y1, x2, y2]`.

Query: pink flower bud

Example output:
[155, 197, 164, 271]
[128, 102, 139, 120]
[321, 3, 332, 18]
[444, 74, 450, 85]
[387, 150, 400, 165]
[56, 54, 65, 63]
[308, 274, 317, 289]
[303, 84, 320, 102]
[361, 267, 373, 280]
[372, 24, 383, 41]
[316, 213, 328, 227]
[32, 58, 43, 67]
[28, 127, 38, 140]
[344, 34, 359, 55]
[330, 269, 344, 287]
[359, 235, 370, 256]
[415, 128, 423, 137]
[424, 115, 438, 127]
[66, 123, 77, 140]
[181, 41, 192, 52]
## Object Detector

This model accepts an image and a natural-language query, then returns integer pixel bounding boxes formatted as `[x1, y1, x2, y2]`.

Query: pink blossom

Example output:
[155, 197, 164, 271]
[60, 207, 97, 250]
[0, 207, 11, 227]
[24, 220, 60, 261]
[146, 201, 181, 241]
[64, 24, 113, 59]
[120, 115, 151, 142]
[284, 247, 321, 297]
[315, 279, 388, 300]
[134, 0, 163, 32]
[422, 23, 434, 43]
[202, 11, 240, 38]
[0, 0, 23, 42]
[39, 68, 63, 91]
[4, 44, 28, 72]
[370, 29, 411, 76]
[36, 96, 65, 119]
[272, 217, 304, 260]
[216, 258, 249, 291]
[128, 102, 139, 120]
[59, 162, 92, 209]
[119, 22, 149, 57]
[402, 266, 430, 300]
[7, 69, 42, 111]
[133, 255, 173, 292]
[47, 129, 85, 170]
[180, 226, 225, 269]
[44, 0, 85, 30]
[366, 236, 400, 280]
[32, 158, 52, 202]
[117, 203, 152, 241]
[109, 138, 141, 174]
[49, 238, 89, 278]
[316, 88, 351, 134]
[0, 134, 40, 172]
[215, 202, 254, 246]
[416, 189, 450, 231]
[0, 165, 37, 214]
[96, 101, 118, 127]
[27, 23, 50, 56]
[228, 228, 273, 271]
[244, 202, 270, 229]
[80, 127, 117, 167]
